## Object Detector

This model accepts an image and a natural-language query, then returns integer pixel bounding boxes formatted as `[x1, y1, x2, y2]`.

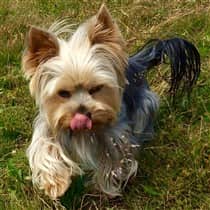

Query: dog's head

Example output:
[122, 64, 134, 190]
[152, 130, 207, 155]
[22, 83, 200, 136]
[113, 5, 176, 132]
[22, 5, 127, 133]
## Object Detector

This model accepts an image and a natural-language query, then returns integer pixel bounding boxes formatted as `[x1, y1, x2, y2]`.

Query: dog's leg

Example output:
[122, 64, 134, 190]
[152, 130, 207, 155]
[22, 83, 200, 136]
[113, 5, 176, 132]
[133, 88, 159, 142]
[26, 116, 82, 199]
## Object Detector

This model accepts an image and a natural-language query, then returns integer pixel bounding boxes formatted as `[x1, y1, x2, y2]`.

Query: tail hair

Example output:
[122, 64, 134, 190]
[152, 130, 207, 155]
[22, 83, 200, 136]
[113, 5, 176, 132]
[127, 38, 201, 97]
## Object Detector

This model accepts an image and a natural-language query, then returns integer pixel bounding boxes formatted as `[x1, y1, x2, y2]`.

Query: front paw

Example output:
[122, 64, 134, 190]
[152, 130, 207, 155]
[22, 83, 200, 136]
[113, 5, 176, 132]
[42, 174, 72, 200]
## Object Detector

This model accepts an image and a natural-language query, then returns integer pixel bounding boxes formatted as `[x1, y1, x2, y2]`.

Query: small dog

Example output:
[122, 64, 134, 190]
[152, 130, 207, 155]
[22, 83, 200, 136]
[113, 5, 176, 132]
[22, 4, 200, 199]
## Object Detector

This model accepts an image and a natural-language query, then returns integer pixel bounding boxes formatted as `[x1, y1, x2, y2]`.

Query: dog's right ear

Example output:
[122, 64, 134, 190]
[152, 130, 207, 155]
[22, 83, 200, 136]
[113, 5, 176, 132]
[88, 4, 124, 46]
[22, 26, 59, 79]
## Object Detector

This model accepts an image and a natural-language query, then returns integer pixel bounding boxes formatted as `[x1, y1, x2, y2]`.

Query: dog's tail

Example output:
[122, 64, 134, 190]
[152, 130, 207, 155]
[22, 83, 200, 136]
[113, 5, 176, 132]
[127, 38, 201, 97]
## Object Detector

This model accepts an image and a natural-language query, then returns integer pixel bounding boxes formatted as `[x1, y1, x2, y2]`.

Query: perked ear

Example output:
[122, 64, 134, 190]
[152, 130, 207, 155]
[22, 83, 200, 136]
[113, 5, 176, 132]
[22, 27, 59, 78]
[88, 4, 124, 46]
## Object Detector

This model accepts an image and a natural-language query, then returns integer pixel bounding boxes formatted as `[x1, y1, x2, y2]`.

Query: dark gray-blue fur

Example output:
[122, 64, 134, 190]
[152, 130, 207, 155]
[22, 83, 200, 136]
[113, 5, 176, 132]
[120, 37, 200, 144]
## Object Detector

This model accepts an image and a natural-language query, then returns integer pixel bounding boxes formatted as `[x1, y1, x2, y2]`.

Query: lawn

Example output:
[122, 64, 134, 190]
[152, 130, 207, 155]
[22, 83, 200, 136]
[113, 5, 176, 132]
[0, 0, 209, 209]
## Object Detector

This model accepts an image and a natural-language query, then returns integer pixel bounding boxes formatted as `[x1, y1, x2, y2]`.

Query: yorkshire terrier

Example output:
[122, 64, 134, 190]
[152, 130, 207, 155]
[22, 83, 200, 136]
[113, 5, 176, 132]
[22, 4, 200, 200]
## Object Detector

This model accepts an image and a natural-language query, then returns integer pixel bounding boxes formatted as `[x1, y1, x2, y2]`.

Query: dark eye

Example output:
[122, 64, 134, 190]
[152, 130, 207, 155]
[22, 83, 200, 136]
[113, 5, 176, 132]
[58, 90, 71, 98]
[89, 85, 104, 95]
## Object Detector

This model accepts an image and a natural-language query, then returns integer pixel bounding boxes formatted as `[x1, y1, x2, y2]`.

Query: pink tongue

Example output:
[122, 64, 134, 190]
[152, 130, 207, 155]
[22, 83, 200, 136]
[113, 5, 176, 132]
[70, 113, 92, 131]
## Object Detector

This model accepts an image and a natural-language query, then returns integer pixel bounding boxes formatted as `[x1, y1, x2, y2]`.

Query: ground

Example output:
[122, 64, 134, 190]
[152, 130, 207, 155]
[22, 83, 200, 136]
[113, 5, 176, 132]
[0, 0, 209, 209]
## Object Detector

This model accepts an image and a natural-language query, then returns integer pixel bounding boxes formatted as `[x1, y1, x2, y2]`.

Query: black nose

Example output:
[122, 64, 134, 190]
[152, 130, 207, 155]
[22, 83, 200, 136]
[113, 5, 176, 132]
[77, 105, 92, 118]
[85, 112, 92, 118]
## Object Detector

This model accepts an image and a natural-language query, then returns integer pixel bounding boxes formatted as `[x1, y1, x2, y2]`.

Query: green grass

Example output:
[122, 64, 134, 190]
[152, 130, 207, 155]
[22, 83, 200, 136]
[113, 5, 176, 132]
[0, 0, 210, 209]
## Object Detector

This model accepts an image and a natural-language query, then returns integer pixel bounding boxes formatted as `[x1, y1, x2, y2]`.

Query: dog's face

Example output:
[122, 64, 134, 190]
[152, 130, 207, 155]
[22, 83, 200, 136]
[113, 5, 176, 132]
[22, 5, 127, 133]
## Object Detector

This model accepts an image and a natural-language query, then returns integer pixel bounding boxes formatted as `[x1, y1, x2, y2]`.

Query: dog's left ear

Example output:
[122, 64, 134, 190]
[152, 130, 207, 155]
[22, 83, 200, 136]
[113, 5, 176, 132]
[88, 4, 124, 46]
